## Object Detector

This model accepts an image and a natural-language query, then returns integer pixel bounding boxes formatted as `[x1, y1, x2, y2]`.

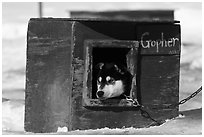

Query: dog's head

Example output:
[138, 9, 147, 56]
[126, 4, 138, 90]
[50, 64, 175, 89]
[95, 63, 125, 100]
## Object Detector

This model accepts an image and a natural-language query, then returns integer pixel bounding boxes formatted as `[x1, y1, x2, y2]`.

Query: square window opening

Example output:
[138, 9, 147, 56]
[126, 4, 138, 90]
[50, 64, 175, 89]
[92, 47, 132, 99]
[83, 40, 140, 108]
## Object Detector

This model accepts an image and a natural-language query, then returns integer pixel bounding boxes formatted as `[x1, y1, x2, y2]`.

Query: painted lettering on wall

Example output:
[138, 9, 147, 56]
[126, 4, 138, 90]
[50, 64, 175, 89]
[140, 32, 180, 53]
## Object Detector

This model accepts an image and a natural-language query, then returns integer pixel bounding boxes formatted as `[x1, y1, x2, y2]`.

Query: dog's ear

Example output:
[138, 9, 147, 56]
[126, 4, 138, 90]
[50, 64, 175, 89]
[114, 64, 119, 71]
[96, 63, 104, 70]
[114, 64, 124, 74]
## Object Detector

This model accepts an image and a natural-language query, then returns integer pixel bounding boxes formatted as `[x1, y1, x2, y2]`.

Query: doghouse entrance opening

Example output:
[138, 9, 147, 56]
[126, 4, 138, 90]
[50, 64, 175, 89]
[92, 47, 131, 99]
[83, 40, 139, 108]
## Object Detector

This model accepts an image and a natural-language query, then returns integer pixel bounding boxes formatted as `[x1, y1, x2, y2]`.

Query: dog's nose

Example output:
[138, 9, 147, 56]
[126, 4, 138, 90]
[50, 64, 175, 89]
[97, 91, 104, 97]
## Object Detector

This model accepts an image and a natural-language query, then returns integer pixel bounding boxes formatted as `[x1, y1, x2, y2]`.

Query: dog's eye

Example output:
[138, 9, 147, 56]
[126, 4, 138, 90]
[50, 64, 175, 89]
[106, 76, 115, 84]
[106, 76, 111, 81]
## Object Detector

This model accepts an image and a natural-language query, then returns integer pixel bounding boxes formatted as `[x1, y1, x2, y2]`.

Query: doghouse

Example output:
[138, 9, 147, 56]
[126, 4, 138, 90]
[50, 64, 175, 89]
[25, 18, 181, 133]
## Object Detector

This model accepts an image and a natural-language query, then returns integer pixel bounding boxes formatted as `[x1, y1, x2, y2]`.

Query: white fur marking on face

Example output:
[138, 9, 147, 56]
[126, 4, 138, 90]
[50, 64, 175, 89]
[98, 77, 102, 82]
[100, 80, 124, 98]
[97, 84, 100, 90]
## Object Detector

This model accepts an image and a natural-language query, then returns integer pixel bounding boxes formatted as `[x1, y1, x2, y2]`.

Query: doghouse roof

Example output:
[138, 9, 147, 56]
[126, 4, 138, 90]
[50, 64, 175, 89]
[29, 18, 180, 24]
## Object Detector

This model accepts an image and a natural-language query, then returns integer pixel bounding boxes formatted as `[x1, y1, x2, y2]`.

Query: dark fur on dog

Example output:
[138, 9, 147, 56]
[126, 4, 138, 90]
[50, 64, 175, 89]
[95, 62, 132, 99]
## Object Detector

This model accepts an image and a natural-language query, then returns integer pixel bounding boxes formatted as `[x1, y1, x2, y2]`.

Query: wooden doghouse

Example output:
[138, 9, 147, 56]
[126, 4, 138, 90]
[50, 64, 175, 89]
[25, 18, 181, 133]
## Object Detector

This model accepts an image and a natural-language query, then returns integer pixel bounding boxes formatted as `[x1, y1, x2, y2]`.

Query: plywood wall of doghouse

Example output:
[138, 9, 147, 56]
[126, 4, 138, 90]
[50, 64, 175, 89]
[25, 20, 74, 132]
[71, 20, 180, 130]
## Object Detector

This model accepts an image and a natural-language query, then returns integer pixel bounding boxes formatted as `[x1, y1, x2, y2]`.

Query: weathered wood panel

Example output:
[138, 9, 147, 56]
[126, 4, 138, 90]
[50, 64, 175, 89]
[140, 77, 179, 105]
[70, 10, 174, 21]
[136, 24, 180, 55]
[140, 55, 180, 78]
[71, 109, 151, 130]
[25, 19, 73, 133]
[136, 24, 180, 113]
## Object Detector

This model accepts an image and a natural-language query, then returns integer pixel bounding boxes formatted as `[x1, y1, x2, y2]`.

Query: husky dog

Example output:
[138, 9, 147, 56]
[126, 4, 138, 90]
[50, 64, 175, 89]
[95, 63, 132, 100]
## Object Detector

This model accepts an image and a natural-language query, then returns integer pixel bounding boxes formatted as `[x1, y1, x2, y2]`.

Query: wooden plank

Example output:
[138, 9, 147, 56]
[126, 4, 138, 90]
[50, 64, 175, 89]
[84, 39, 139, 48]
[25, 20, 73, 133]
[140, 76, 179, 106]
[140, 55, 180, 78]
[139, 55, 180, 106]
[70, 10, 174, 21]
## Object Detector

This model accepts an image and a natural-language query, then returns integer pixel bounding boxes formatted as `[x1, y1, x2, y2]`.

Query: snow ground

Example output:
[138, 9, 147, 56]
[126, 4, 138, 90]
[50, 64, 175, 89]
[2, 2, 202, 135]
